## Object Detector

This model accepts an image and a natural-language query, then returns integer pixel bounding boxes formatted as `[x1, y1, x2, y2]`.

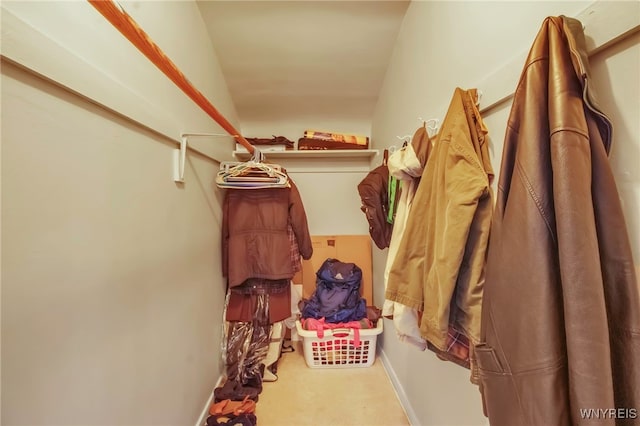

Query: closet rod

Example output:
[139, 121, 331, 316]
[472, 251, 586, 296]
[87, 0, 255, 155]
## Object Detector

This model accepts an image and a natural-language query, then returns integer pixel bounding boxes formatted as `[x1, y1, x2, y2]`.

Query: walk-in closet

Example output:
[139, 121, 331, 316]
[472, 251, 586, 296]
[2, 1, 639, 425]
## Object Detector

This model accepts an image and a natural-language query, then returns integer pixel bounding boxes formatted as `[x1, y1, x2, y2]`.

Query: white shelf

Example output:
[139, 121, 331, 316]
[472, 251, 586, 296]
[233, 149, 379, 161]
[232, 149, 379, 173]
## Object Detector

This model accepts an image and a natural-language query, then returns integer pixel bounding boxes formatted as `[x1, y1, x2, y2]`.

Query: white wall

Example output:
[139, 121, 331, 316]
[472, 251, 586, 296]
[240, 119, 373, 240]
[1, 1, 238, 425]
[371, 1, 639, 425]
[241, 116, 374, 238]
[288, 170, 371, 236]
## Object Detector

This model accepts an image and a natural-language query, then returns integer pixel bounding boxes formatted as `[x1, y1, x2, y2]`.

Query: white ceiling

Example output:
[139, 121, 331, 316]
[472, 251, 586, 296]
[197, 1, 410, 126]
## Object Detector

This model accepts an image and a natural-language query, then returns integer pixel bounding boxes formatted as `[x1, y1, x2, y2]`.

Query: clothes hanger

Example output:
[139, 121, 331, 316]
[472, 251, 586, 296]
[418, 117, 440, 136]
[216, 163, 289, 188]
[215, 147, 289, 189]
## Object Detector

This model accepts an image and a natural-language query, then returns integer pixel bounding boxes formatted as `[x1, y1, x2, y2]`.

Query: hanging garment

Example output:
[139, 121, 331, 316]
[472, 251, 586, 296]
[225, 279, 292, 324]
[287, 224, 302, 274]
[475, 16, 640, 426]
[385, 166, 401, 226]
[386, 87, 493, 380]
[261, 321, 285, 382]
[225, 224, 301, 324]
[222, 178, 312, 288]
[357, 160, 394, 250]
[382, 125, 432, 350]
[223, 294, 271, 386]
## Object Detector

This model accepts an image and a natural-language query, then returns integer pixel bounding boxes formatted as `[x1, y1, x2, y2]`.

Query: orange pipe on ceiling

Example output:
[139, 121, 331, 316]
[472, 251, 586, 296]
[87, 0, 254, 154]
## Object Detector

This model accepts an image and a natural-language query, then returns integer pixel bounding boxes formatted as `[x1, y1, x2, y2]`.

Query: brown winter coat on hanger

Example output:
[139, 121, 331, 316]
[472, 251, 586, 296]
[222, 179, 313, 288]
[475, 16, 640, 426]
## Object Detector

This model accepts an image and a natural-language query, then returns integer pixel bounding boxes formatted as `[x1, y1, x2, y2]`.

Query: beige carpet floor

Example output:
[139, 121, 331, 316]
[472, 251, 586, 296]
[255, 341, 410, 426]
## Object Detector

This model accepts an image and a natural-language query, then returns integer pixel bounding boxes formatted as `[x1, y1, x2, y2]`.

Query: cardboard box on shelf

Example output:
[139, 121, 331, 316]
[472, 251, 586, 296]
[299, 235, 373, 305]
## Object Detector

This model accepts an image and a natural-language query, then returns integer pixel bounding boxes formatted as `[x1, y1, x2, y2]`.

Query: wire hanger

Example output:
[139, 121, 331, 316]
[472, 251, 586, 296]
[418, 117, 440, 135]
[215, 147, 289, 189]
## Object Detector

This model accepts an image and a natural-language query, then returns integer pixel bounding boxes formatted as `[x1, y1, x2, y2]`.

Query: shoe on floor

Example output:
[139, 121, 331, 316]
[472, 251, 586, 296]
[206, 413, 257, 426]
[214, 380, 259, 403]
[209, 395, 256, 417]
[243, 371, 263, 394]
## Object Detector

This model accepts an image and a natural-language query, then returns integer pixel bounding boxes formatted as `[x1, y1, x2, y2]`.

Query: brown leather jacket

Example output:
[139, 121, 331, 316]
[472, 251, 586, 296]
[476, 16, 640, 425]
[222, 180, 313, 287]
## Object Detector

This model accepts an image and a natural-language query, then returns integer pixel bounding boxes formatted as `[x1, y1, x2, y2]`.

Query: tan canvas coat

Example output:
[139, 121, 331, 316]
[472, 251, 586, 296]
[386, 87, 494, 374]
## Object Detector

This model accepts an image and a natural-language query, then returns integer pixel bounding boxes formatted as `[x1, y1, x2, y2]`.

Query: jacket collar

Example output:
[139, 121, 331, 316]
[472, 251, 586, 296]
[561, 15, 613, 153]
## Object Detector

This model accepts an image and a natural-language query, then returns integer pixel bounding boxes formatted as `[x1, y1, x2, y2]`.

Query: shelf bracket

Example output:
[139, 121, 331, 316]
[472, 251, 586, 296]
[173, 136, 188, 183]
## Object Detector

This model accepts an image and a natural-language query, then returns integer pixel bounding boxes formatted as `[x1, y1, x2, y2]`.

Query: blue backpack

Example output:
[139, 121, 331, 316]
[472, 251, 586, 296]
[301, 258, 367, 323]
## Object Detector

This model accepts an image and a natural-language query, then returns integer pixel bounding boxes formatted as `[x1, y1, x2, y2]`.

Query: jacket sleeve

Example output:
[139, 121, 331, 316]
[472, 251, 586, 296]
[431, 136, 490, 333]
[288, 179, 313, 260]
[550, 128, 617, 411]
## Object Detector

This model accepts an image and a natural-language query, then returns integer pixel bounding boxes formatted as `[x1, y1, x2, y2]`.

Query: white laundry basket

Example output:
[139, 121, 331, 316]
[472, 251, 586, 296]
[295, 319, 383, 368]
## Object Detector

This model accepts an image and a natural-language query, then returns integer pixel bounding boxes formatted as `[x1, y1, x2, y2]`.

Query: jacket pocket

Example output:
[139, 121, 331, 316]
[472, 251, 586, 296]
[474, 342, 572, 426]
[474, 343, 523, 425]
[474, 343, 505, 374]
